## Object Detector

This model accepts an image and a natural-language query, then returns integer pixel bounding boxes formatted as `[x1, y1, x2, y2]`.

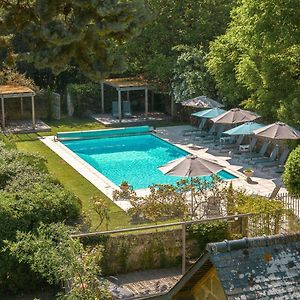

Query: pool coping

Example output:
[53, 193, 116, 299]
[41, 133, 244, 212]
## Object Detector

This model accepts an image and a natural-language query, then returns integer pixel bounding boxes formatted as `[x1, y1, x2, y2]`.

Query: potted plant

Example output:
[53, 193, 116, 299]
[120, 181, 130, 191]
[243, 168, 254, 182]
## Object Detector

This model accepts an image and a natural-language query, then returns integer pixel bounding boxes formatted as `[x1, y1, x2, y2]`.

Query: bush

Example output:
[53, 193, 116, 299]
[282, 146, 300, 195]
[0, 142, 81, 293]
[67, 83, 102, 116]
[187, 221, 229, 252]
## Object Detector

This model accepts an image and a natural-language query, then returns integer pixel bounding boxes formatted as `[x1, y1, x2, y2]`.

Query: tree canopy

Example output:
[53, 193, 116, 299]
[0, 0, 150, 81]
[207, 0, 300, 125]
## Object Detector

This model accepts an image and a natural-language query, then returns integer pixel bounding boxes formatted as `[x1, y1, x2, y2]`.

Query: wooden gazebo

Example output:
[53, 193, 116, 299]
[101, 77, 152, 122]
[0, 85, 36, 130]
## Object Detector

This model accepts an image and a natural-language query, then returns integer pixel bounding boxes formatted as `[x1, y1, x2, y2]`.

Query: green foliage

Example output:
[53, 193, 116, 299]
[172, 45, 217, 102]
[67, 83, 102, 116]
[5, 223, 110, 300]
[0, 0, 150, 81]
[90, 196, 110, 230]
[188, 221, 229, 251]
[124, 0, 234, 90]
[0, 142, 81, 293]
[282, 146, 300, 195]
[207, 0, 300, 125]
[0, 67, 39, 91]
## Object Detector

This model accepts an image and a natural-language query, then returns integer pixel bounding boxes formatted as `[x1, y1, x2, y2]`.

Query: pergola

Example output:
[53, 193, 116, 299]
[101, 77, 152, 122]
[0, 85, 36, 130]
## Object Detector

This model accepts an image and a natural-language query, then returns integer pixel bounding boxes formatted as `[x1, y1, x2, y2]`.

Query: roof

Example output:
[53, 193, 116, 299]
[150, 233, 300, 299]
[0, 85, 35, 98]
[102, 77, 149, 90]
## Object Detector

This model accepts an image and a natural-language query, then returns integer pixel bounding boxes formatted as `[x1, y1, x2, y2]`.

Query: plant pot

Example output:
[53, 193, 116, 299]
[120, 184, 129, 191]
[243, 170, 254, 183]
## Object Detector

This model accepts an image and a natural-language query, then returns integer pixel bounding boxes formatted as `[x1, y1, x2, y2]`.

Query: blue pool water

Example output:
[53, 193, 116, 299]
[62, 134, 237, 189]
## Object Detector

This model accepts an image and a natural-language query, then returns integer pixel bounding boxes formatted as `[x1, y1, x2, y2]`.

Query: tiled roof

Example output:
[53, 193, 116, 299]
[206, 233, 300, 299]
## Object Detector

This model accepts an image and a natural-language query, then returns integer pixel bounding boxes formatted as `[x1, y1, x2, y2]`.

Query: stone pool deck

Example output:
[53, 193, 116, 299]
[41, 125, 286, 212]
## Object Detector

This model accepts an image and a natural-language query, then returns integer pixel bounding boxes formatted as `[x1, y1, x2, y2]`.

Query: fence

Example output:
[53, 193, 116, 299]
[276, 193, 300, 218]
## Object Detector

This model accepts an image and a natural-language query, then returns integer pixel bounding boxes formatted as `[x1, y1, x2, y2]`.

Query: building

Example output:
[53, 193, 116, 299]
[148, 233, 300, 300]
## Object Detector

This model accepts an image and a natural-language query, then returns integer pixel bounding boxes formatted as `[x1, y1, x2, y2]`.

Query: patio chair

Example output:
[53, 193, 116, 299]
[112, 101, 120, 118]
[234, 137, 258, 154]
[194, 123, 217, 138]
[183, 118, 206, 136]
[201, 125, 225, 142]
[122, 101, 132, 118]
[261, 147, 290, 169]
[217, 135, 244, 151]
[242, 140, 270, 160]
[248, 144, 279, 164]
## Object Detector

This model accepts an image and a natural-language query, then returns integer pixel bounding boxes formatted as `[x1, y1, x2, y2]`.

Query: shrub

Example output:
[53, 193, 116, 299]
[282, 146, 300, 195]
[0, 142, 82, 293]
[187, 221, 229, 252]
[67, 83, 102, 116]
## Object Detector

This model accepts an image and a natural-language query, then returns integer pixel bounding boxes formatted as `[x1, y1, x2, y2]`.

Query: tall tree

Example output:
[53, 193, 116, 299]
[207, 0, 300, 125]
[0, 0, 150, 81]
[124, 0, 235, 90]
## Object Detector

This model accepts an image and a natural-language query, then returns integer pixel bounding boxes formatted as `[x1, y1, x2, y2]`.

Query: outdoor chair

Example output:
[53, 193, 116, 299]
[194, 123, 216, 139]
[235, 137, 258, 154]
[122, 101, 132, 118]
[217, 135, 244, 151]
[261, 147, 290, 169]
[242, 140, 270, 160]
[201, 125, 225, 142]
[183, 118, 206, 136]
[248, 144, 279, 165]
[112, 101, 119, 118]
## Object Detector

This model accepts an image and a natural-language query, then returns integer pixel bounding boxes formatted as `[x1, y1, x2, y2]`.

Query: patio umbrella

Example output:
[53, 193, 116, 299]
[223, 122, 264, 136]
[253, 122, 300, 140]
[159, 154, 224, 216]
[223, 122, 265, 157]
[191, 108, 226, 119]
[211, 108, 260, 125]
[182, 96, 224, 109]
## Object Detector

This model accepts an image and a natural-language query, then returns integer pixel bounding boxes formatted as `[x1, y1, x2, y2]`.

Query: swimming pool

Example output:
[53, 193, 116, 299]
[62, 132, 237, 190]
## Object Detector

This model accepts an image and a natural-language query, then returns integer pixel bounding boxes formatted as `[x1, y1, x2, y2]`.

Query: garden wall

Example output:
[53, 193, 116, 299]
[80, 218, 247, 275]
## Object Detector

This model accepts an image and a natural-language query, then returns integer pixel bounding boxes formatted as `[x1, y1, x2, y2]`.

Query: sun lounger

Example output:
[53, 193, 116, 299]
[183, 118, 206, 136]
[261, 148, 290, 169]
[194, 123, 216, 139]
[249, 144, 279, 164]
[242, 140, 270, 160]
[233, 137, 258, 154]
[217, 135, 244, 151]
[122, 101, 132, 117]
[201, 125, 225, 142]
[112, 101, 119, 118]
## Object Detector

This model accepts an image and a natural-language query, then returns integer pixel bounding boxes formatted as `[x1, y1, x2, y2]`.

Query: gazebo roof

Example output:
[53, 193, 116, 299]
[0, 85, 35, 98]
[102, 77, 149, 90]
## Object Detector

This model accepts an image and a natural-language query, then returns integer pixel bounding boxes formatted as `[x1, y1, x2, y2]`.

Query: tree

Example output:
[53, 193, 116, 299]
[124, 0, 235, 90]
[0, 0, 150, 81]
[6, 223, 110, 300]
[282, 146, 300, 195]
[171, 45, 217, 102]
[207, 0, 300, 125]
[91, 196, 110, 230]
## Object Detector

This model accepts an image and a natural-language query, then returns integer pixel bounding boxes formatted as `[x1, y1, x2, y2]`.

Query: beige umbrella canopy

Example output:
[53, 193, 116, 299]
[159, 154, 224, 217]
[182, 96, 224, 108]
[211, 108, 260, 124]
[159, 154, 224, 177]
[253, 122, 300, 140]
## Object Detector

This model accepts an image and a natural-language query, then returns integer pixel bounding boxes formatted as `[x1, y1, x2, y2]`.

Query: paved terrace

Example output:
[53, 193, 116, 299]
[41, 125, 286, 212]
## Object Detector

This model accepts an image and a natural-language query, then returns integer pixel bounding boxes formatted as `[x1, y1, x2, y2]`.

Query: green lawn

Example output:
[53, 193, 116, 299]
[14, 116, 186, 231]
